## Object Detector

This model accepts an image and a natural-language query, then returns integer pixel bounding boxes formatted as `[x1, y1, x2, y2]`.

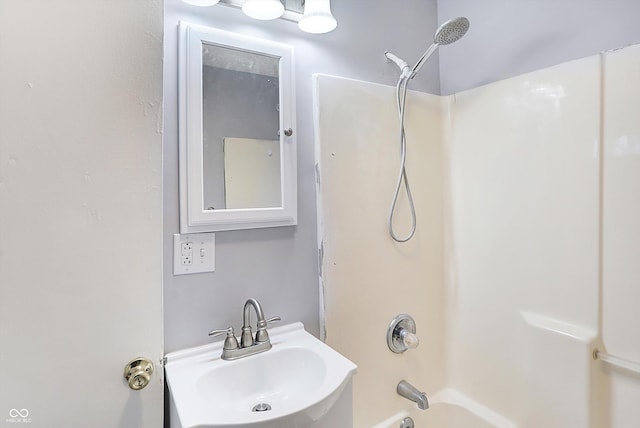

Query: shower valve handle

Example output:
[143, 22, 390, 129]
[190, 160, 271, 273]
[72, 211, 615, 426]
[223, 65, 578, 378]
[401, 329, 419, 349]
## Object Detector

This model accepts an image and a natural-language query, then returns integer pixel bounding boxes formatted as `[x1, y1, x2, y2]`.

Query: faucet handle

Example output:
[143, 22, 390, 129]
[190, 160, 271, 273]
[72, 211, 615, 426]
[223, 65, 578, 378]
[266, 316, 281, 325]
[208, 327, 240, 350]
[400, 329, 420, 349]
[255, 316, 281, 330]
[208, 327, 233, 337]
[255, 316, 281, 343]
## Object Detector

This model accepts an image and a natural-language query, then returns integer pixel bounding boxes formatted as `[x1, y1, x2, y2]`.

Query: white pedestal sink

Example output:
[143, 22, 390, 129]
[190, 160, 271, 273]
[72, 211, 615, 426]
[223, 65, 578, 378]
[165, 322, 357, 428]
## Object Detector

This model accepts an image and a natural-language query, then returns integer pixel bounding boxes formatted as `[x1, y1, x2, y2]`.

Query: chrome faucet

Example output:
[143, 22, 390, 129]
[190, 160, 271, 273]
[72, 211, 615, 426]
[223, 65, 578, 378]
[208, 298, 280, 361]
[397, 380, 429, 410]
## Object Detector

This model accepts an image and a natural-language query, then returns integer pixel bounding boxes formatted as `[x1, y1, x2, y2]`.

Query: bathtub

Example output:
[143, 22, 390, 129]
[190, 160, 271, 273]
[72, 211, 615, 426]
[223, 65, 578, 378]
[372, 388, 516, 428]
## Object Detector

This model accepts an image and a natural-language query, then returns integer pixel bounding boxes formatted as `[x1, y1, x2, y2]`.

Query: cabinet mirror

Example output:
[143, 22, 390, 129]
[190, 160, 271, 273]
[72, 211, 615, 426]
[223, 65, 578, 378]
[178, 22, 296, 232]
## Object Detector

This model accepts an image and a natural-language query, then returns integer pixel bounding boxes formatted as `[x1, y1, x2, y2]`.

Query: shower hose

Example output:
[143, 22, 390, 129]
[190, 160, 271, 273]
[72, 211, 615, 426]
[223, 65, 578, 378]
[388, 74, 417, 242]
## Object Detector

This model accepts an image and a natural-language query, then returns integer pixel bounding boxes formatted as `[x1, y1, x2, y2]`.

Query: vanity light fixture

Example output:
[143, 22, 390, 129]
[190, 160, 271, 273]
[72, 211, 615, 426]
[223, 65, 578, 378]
[242, 0, 285, 20]
[181, 0, 220, 6]
[298, 0, 337, 34]
[180, 0, 337, 35]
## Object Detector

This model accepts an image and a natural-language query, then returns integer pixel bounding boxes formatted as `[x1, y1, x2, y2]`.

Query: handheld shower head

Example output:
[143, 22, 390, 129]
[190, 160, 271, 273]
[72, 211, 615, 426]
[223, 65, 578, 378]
[385, 17, 470, 79]
[411, 16, 470, 77]
[434, 16, 470, 46]
[385, 17, 470, 242]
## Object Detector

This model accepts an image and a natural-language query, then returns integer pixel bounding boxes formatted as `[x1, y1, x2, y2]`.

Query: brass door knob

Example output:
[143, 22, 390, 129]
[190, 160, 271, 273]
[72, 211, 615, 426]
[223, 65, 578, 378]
[124, 357, 154, 390]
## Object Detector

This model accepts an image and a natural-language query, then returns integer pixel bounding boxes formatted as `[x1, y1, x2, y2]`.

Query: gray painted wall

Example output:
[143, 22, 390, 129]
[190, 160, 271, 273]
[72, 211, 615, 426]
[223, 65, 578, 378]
[163, 0, 440, 353]
[438, 0, 640, 94]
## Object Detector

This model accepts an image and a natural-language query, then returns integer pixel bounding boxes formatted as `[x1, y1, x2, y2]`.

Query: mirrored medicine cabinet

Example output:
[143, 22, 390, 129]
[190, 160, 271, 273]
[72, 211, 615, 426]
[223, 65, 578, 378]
[178, 22, 297, 232]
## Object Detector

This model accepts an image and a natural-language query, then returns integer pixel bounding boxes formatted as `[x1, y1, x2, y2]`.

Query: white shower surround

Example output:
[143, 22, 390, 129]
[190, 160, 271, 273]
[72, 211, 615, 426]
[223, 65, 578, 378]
[315, 42, 640, 427]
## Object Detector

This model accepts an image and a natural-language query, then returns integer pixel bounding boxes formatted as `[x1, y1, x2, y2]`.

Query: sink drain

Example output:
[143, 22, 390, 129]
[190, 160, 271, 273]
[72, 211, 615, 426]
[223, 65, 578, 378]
[252, 403, 272, 412]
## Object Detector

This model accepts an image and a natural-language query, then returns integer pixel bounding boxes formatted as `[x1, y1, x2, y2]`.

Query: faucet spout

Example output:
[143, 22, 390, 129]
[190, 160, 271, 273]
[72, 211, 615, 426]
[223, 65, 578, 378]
[241, 298, 266, 347]
[243, 298, 266, 326]
[397, 380, 429, 410]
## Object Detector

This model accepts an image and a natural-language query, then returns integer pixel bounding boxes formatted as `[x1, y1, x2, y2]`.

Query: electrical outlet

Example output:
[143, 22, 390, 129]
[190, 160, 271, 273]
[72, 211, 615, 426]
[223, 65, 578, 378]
[173, 233, 215, 275]
[181, 242, 193, 256]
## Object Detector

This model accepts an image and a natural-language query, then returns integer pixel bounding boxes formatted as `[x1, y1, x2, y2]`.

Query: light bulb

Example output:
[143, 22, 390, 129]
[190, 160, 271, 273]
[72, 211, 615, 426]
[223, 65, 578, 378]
[298, 0, 337, 34]
[242, 0, 285, 21]
[181, 0, 220, 6]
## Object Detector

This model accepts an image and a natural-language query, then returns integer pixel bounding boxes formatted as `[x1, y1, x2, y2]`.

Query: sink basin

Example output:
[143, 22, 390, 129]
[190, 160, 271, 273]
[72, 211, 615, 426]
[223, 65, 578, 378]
[165, 322, 357, 428]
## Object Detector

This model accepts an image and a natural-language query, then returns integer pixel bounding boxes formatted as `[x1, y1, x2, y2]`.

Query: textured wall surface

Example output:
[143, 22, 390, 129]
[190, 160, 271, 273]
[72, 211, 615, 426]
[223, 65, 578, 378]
[0, 0, 164, 426]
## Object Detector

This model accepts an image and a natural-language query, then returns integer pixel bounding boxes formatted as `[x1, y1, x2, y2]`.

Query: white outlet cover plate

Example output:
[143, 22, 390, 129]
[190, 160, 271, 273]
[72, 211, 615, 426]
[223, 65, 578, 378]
[173, 233, 215, 275]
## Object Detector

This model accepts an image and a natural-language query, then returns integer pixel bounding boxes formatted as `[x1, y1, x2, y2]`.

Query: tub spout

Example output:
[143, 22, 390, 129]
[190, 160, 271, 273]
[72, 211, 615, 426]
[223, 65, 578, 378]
[397, 380, 429, 410]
